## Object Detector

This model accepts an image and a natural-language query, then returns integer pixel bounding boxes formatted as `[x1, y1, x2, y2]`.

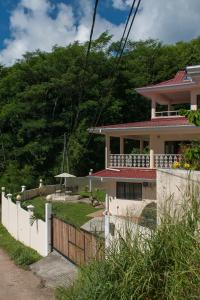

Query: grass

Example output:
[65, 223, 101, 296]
[0, 224, 41, 269]
[22, 197, 102, 227]
[79, 189, 106, 203]
[56, 189, 200, 300]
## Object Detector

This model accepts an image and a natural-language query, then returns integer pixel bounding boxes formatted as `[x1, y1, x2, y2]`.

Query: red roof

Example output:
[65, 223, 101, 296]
[96, 116, 191, 130]
[151, 71, 187, 88]
[91, 168, 156, 181]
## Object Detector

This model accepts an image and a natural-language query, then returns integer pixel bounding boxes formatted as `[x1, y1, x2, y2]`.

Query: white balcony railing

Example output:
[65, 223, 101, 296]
[109, 154, 182, 169]
[109, 154, 150, 168]
[154, 154, 182, 168]
[155, 110, 179, 117]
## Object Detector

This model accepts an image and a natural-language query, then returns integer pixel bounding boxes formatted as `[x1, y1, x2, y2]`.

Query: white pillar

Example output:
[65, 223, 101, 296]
[104, 194, 110, 250]
[149, 136, 155, 168]
[151, 99, 156, 118]
[89, 169, 93, 192]
[1, 186, 5, 197]
[105, 135, 110, 169]
[7, 194, 12, 232]
[21, 185, 26, 192]
[16, 200, 21, 240]
[120, 137, 124, 154]
[1, 187, 5, 227]
[45, 203, 52, 256]
[27, 205, 34, 247]
[191, 90, 198, 110]
[39, 179, 43, 188]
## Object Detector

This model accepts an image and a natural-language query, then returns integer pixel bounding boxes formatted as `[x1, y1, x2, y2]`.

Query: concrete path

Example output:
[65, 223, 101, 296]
[30, 251, 78, 288]
[0, 249, 53, 300]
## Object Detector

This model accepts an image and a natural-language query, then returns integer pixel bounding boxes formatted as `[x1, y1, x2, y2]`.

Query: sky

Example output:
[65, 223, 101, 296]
[0, 0, 200, 65]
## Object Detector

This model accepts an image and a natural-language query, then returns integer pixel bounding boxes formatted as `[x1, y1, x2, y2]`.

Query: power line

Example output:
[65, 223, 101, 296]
[85, 0, 100, 69]
[70, 0, 100, 135]
[115, 0, 137, 60]
[116, 0, 142, 66]
[86, 0, 142, 146]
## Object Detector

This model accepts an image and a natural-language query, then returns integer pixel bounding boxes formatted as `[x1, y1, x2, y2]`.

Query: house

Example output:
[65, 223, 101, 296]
[89, 65, 200, 220]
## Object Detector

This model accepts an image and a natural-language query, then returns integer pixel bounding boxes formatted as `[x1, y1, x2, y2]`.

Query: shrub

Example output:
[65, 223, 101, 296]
[56, 189, 200, 300]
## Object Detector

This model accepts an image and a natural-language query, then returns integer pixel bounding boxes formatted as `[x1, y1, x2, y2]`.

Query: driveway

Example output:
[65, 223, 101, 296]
[0, 249, 54, 300]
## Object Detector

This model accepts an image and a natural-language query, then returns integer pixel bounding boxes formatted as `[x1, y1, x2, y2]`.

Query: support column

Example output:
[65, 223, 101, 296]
[105, 135, 110, 169]
[45, 203, 52, 256]
[120, 137, 124, 154]
[149, 136, 155, 168]
[104, 193, 110, 250]
[191, 90, 198, 110]
[151, 99, 156, 118]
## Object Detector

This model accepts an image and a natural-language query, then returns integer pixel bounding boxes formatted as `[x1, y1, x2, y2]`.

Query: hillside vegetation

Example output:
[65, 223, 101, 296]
[1, 33, 200, 191]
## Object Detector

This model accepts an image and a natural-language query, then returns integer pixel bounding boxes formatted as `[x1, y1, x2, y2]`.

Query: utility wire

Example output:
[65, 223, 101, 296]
[86, 0, 142, 146]
[67, 0, 100, 141]
[116, 0, 142, 66]
[115, 0, 136, 60]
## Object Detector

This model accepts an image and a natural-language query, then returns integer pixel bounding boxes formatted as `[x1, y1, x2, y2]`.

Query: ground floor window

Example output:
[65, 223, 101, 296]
[116, 182, 142, 200]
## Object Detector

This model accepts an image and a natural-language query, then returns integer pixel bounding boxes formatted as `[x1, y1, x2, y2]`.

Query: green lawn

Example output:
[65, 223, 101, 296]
[22, 197, 102, 227]
[0, 224, 41, 268]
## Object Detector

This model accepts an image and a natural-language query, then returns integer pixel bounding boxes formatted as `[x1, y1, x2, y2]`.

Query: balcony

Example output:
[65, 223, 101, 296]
[155, 110, 180, 118]
[109, 154, 182, 169]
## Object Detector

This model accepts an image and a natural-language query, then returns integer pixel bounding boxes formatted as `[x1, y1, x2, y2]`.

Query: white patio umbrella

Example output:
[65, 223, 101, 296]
[54, 172, 76, 188]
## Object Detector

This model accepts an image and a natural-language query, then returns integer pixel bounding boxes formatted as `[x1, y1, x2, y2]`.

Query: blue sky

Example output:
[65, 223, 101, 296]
[0, 0, 200, 65]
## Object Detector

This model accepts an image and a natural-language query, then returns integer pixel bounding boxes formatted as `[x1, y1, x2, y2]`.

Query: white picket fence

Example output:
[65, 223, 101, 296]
[1, 189, 52, 256]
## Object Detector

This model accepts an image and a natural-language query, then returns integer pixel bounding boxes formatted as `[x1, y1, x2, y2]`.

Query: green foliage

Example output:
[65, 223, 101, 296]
[180, 109, 200, 126]
[56, 191, 200, 300]
[0, 224, 41, 268]
[22, 197, 101, 227]
[182, 141, 200, 170]
[1, 35, 200, 188]
[79, 188, 106, 204]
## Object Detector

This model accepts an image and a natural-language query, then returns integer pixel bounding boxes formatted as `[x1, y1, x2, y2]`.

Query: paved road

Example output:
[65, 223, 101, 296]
[0, 249, 54, 300]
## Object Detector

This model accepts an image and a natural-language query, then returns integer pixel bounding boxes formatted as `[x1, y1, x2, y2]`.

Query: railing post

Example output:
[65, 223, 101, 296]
[105, 135, 110, 169]
[45, 203, 52, 256]
[150, 150, 155, 168]
[104, 194, 110, 251]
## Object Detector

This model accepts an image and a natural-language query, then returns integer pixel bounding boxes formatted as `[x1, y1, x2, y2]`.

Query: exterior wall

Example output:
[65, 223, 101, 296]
[103, 180, 156, 217]
[106, 215, 151, 246]
[157, 169, 200, 224]
[150, 133, 200, 154]
[1, 192, 51, 256]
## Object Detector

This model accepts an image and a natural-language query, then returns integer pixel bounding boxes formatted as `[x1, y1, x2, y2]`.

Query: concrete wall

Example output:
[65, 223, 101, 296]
[150, 133, 200, 154]
[1, 192, 51, 256]
[103, 180, 156, 217]
[157, 169, 200, 223]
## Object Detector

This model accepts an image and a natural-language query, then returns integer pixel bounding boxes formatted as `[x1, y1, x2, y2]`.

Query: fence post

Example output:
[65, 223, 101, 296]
[89, 169, 93, 192]
[104, 193, 110, 251]
[27, 205, 34, 247]
[45, 203, 52, 256]
[1, 187, 5, 224]
[39, 179, 43, 188]
[21, 185, 26, 192]
[16, 194, 22, 240]
[6, 194, 12, 232]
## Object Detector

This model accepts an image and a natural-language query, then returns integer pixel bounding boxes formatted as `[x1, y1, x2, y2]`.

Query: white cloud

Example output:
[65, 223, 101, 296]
[0, 0, 125, 65]
[112, 0, 200, 43]
[1, 0, 200, 65]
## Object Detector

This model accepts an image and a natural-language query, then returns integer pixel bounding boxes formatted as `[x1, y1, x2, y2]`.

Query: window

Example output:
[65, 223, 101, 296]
[116, 182, 142, 200]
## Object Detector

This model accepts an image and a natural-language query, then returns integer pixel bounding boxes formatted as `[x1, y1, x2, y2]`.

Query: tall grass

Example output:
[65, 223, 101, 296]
[56, 188, 200, 300]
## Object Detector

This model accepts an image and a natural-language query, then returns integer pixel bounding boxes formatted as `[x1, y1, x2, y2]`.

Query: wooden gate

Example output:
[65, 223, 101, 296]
[52, 217, 104, 266]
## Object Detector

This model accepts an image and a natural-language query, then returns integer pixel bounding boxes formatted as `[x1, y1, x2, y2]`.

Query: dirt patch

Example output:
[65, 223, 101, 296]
[0, 249, 54, 300]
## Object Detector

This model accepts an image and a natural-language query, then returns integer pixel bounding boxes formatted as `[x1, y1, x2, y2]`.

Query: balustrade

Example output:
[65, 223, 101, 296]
[109, 154, 182, 169]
